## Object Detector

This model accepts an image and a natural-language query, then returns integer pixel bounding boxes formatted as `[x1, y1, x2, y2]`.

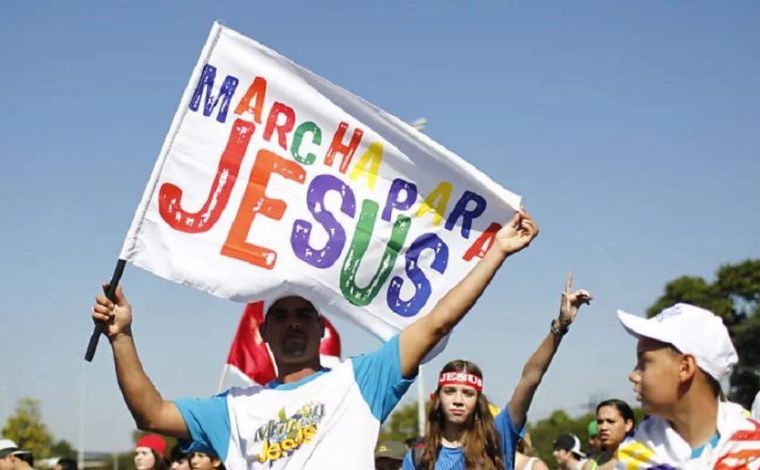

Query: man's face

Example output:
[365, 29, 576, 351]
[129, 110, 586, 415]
[629, 337, 683, 417]
[260, 296, 324, 366]
[552, 448, 572, 468]
[439, 384, 479, 426]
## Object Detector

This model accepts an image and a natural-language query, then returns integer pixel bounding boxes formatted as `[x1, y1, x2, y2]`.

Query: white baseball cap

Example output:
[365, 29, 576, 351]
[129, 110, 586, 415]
[0, 439, 18, 457]
[617, 303, 738, 382]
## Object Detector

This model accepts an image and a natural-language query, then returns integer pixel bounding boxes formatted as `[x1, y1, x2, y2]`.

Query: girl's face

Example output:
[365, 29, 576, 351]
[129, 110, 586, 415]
[134, 447, 156, 470]
[439, 384, 479, 426]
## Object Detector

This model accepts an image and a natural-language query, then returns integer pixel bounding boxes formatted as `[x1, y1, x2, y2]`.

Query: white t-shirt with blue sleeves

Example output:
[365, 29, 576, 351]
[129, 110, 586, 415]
[401, 403, 524, 470]
[175, 335, 414, 469]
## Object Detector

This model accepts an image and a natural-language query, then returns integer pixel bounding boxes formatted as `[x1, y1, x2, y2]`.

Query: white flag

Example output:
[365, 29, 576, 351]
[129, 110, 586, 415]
[120, 22, 521, 340]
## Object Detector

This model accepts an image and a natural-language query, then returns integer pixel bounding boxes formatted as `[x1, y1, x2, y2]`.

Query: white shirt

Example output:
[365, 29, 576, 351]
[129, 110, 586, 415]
[615, 401, 760, 469]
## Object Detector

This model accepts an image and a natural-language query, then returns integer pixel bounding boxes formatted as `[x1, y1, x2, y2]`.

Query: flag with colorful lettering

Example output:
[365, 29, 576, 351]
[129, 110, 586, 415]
[120, 22, 522, 340]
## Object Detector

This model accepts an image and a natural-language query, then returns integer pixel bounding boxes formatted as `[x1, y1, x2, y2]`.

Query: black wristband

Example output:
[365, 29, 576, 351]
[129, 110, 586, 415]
[550, 319, 569, 337]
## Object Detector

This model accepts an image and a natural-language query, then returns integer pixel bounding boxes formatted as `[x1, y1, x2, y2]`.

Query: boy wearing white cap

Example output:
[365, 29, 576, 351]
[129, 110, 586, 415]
[612, 303, 760, 469]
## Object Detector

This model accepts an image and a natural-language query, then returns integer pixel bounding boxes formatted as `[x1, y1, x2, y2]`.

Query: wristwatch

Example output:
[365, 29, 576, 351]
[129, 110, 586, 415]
[550, 319, 569, 337]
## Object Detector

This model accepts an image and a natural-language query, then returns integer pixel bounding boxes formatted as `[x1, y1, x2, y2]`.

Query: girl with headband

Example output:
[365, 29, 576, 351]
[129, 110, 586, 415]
[404, 274, 592, 470]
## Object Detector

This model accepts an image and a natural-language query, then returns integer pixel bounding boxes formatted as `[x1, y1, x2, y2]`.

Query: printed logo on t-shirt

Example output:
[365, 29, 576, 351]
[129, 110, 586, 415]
[246, 402, 326, 464]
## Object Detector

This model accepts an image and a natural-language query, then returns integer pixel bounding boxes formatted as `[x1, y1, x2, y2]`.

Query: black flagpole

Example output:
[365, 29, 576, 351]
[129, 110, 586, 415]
[84, 259, 127, 362]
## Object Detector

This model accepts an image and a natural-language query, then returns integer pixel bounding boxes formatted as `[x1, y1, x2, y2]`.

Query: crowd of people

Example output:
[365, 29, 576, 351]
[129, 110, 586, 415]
[69, 209, 760, 468]
[370, 302, 760, 469]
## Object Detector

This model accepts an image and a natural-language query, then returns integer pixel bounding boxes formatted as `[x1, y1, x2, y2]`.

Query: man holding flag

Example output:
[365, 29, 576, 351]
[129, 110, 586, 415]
[92, 210, 538, 469]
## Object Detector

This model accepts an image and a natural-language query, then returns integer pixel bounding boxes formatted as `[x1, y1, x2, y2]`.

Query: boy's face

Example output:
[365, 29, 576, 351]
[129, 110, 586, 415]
[630, 337, 684, 417]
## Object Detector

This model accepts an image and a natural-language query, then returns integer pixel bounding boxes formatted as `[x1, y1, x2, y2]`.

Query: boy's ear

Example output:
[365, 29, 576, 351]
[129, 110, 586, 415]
[679, 353, 699, 383]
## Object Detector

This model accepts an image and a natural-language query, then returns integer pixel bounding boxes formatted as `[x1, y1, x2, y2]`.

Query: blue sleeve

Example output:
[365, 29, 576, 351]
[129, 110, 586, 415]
[173, 392, 231, 460]
[351, 335, 416, 422]
[495, 401, 525, 469]
[402, 449, 415, 470]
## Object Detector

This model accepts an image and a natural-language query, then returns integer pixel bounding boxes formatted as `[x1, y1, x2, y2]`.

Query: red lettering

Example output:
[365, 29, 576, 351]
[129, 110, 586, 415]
[324, 122, 363, 173]
[263, 102, 296, 151]
[462, 222, 501, 261]
[158, 119, 255, 233]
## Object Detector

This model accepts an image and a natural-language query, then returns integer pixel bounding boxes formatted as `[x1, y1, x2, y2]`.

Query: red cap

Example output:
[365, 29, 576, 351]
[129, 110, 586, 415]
[135, 434, 166, 457]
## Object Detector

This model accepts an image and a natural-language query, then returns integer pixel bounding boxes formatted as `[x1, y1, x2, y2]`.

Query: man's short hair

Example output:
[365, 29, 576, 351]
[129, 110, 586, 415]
[265, 296, 319, 319]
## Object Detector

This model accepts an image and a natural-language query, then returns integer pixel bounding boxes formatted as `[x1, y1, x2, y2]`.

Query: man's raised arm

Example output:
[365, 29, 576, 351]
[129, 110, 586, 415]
[92, 286, 190, 439]
[399, 210, 539, 377]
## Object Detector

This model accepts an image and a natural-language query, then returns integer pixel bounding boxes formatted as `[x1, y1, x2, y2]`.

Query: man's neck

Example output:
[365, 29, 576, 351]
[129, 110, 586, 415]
[667, 393, 719, 448]
[276, 361, 323, 383]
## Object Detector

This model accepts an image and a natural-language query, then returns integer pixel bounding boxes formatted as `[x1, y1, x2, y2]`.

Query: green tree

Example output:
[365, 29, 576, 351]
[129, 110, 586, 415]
[50, 439, 77, 458]
[1, 398, 54, 459]
[379, 402, 423, 442]
[647, 259, 760, 408]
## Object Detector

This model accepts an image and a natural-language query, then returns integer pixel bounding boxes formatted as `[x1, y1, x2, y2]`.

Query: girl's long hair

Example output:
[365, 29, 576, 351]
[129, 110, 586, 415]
[418, 360, 505, 470]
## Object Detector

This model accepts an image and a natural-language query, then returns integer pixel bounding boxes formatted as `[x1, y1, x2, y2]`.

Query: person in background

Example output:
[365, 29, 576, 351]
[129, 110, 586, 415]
[169, 445, 190, 470]
[552, 433, 594, 470]
[0, 440, 19, 470]
[595, 399, 635, 465]
[403, 438, 422, 451]
[375, 441, 405, 470]
[188, 452, 224, 470]
[586, 419, 609, 466]
[514, 433, 549, 470]
[610, 303, 760, 468]
[134, 434, 167, 470]
[403, 273, 592, 469]
[11, 449, 33, 470]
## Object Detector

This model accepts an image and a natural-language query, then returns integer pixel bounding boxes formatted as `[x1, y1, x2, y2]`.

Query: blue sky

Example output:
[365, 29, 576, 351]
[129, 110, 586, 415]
[1, 1, 758, 453]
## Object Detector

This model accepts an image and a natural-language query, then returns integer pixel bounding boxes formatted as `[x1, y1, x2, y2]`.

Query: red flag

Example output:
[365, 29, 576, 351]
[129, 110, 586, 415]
[225, 301, 342, 385]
